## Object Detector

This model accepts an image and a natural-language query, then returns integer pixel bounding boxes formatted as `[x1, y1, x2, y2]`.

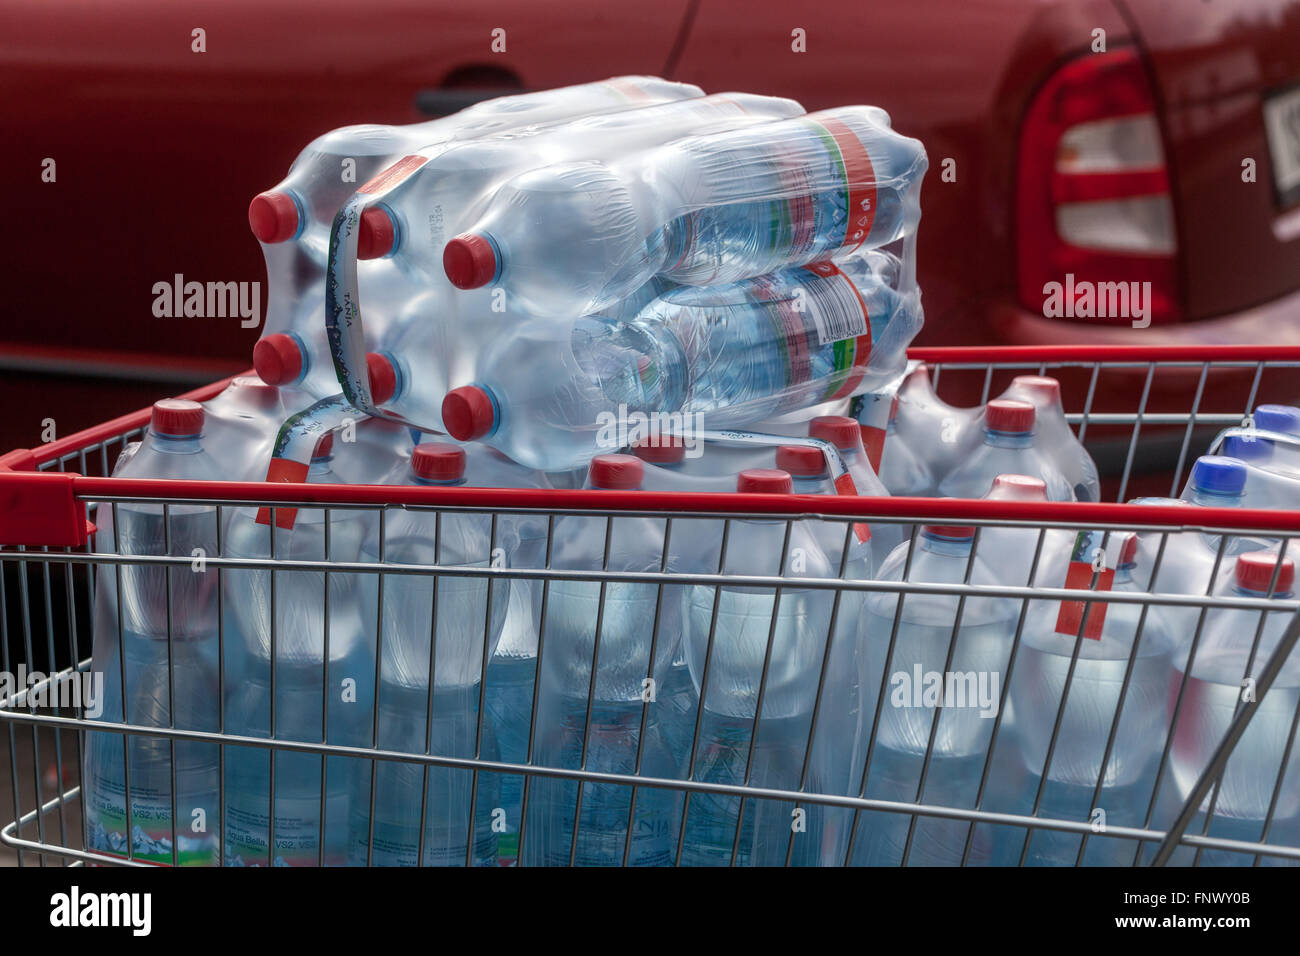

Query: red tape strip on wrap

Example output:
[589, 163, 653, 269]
[833, 471, 871, 543]
[1055, 561, 1115, 640]
[819, 116, 877, 252]
[861, 425, 887, 473]
[256, 458, 310, 529]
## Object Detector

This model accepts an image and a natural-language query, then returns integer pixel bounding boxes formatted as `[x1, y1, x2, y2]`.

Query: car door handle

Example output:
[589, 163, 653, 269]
[414, 87, 524, 116]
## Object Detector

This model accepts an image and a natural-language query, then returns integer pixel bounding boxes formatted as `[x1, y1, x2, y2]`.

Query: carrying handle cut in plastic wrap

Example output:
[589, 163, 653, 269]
[327, 153, 436, 421]
[259, 391, 372, 529]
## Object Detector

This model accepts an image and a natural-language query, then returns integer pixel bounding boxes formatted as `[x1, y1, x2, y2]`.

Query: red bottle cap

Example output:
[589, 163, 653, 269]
[358, 206, 397, 259]
[1011, 375, 1061, 404]
[631, 437, 685, 465]
[312, 432, 334, 459]
[442, 385, 498, 441]
[986, 474, 1047, 501]
[151, 398, 204, 437]
[776, 444, 827, 477]
[922, 524, 976, 539]
[443, 234, 498, 289]
[253, 333, 304, 386]
[412, 442, 467, 482]
[986, 399, 1035, 433]
[366, 352, 399, 405]
[589, 454, 644, 490]
[808, 415, 861, 450]
[248, 191, 300, 244]
[1235, 552, 1296, 594]
[737, 469, 793, 494]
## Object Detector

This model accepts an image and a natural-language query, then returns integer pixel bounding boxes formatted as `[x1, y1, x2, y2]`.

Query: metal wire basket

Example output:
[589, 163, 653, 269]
[2, 344, 1299, 867]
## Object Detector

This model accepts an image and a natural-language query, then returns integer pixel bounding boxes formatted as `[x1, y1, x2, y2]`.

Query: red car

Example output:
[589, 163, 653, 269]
[2, 0, 1299, 449]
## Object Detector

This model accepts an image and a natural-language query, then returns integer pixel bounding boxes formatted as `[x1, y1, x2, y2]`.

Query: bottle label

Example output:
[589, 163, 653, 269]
[225, 789, 350, 867]
[83, 777, 217, 866]
[751, 262, 872, 409]
[812, 117, 878, 252]
[803, 262, 873, 402]
[752, 273, 814, 389]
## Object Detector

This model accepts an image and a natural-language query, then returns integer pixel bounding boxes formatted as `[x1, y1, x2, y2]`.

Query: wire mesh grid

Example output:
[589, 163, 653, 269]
[2, 349, 1300, 867]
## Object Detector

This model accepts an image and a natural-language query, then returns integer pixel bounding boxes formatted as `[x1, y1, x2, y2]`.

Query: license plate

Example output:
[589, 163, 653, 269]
[1263, 85, 1300, 208]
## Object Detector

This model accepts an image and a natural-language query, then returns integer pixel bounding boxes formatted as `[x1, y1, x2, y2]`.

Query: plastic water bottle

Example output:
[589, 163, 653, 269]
[808, 415, 888, 498]
[1220, 434, 1300, 508]
[1238, 403, 1300, 480]
[222, 434, 375, 866]
[682, 469, 837, 866]
[250, 77, 701, 266]
[311, 94, 800, 405]
[622, 441, 714, 773]
[776, 435, 885, 866]
[444, 106, 926, 317]
[852, 524, 1020, 866]
[1165, 552, 1300, 866]
[1123, 460, 1269, 647]
[522, 454, 683, 866]
[250, 77, 703, 392]
[201, 375, 315, 480]
[889, 363, 982, 488]
[876, 396, 933, 552]
[350, 443, 507, 866]
[803, 414, 893, 558]
[877, 395, 933, 494]
[937, 400, 1074, 501]
[359, 93, 804, 277]
[327, 414, 415, 486]
[440, 254, 919, 471]
[775, 442, 874, 581]
[1181, 455, 1274, 557]
[1002, 375, 1100, 502]
[464, 445, 552, 865]
[83, 400, 221, 864]
[483, 579, 540, 868]
[999, 534, 1176, 865]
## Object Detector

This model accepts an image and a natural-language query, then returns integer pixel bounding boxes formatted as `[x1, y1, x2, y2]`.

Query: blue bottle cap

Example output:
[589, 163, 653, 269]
[1223, 434, 1271, 462]
[1190, 455, 1247, 496]
[1254, 404, 1300, 435]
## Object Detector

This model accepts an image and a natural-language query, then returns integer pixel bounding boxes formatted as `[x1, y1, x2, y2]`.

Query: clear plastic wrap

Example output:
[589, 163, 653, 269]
[853, 525, 1023, 866]
[340, 93, 806, 426]
[888, 363, 982, 491]
[200, 375, 314, 481]
[885, 368, 1098, 502]
[446, 105, 927, 318]
[1210, 427, 1300, 508]
[435, 251, 920, 471]
[937, 399, 1075, 501]
[220, 440, 376, 866]
[254, 76, 702, 398]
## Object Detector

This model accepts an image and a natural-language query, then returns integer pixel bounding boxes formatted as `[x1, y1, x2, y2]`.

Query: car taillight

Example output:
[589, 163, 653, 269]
[1017, 48, 1181, 323]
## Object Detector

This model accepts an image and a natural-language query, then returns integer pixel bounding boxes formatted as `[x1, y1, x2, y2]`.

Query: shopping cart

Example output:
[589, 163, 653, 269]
[2, 344, 1299, 867]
